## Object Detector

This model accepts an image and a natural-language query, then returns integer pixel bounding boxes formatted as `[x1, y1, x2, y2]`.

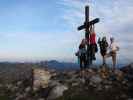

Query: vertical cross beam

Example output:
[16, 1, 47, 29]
[85, 6, 92, 65]
[85, 6, 89, 23]
[85, 6, 90, 39]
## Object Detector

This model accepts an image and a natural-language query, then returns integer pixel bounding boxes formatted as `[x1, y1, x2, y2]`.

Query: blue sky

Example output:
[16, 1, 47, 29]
[0, 0, 133, 64]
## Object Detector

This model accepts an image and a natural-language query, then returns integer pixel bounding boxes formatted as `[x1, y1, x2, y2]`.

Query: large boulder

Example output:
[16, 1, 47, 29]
[33, 68, 51, 91]
[47, 84, 68, 100]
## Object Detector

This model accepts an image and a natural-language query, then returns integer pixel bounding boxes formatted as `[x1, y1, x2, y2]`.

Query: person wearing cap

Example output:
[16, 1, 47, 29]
[105, 37, 119, 70]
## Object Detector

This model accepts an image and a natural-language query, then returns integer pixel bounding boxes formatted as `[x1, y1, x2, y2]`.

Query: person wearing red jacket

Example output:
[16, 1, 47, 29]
[87, 25, 98, 61]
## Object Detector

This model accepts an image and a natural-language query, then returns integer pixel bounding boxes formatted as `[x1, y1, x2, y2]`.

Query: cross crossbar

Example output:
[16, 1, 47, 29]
[77, 18, 100, 30]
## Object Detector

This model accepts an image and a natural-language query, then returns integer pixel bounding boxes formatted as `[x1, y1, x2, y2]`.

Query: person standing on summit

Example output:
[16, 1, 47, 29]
[87, 25, 98, 61]
[98, 37, 108, 65]
[106, 37, 119, 70]
[75, 39, 87, 77]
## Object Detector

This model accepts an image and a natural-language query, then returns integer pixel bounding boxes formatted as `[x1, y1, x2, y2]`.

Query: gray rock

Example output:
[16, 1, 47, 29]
[67, 71, 76, 76]
[16, 81, 23, 86]
[90, 75, 102, 84]
[6, 84, 13, 90]
[25, 86, 31, 93]
[104, 85, 111, 90]
[80, 78, 85, 84]
[15, 94, 25, 100]
[49, 80, 60, 87]
[47, 84, 68, 100]
[72, 82, 79, 86]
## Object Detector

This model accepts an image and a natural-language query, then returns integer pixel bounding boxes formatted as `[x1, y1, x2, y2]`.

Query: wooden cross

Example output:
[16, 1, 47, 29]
[77, 5, 100, 65]
[77, 6, 99, 37]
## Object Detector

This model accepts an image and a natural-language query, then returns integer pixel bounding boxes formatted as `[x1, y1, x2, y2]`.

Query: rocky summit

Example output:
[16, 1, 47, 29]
[0, 64, 133, 100]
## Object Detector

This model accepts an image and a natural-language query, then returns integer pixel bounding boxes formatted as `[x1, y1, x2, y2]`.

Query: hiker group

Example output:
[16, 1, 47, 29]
[75, 25, 120, 71]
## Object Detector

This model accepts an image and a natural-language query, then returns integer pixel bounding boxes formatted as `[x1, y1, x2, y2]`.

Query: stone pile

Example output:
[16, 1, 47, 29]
[0, 64, 133, 100]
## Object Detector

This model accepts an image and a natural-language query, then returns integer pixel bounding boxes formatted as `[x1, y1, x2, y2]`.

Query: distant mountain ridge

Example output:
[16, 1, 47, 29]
[44, 60, 79, 70]
[0, 60, 131, 71]
[0, 60, 79, 71]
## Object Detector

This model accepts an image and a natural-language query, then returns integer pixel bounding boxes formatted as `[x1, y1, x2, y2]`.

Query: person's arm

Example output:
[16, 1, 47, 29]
[92, 25, 95, 33]
[89, 25, 92, 33]
[92, 25, 95, 34]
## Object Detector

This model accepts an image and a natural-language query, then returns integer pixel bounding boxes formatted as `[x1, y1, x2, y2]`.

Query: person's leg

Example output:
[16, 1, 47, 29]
[86, 45, 89, 66]
[103, 56, 106, 65]
[82, 61, 86, 77]
[82, 54, 87, 69]
[80, 58, 82, 70]
[79, 58, 83, 76]
[104, 52, 112, 67]
[87, 45, 92, 65]
[101, 51, 105, 65]
[84, 59, 87, 69]
[80, 58, 85, 78]
[92, 44, 96, 60]
[112, 53, 116, 70]
[82, 54, 87, 77]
